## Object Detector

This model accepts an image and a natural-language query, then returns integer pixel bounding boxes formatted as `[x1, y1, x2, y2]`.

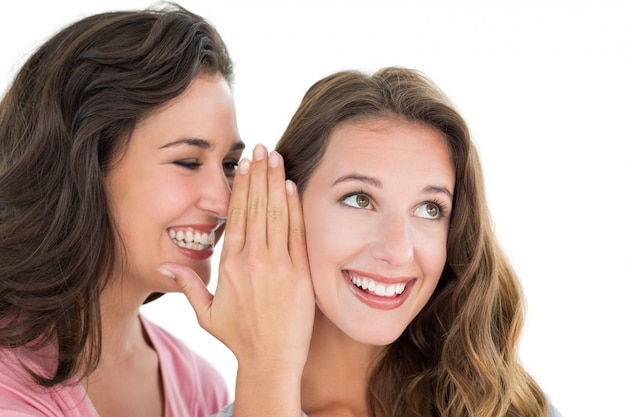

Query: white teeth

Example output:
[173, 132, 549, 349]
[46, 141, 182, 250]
[169, 229, 213, 251]
[349, 273, 407, 297]
[385, 285, 396, 297]
[374, 284, 385, 296]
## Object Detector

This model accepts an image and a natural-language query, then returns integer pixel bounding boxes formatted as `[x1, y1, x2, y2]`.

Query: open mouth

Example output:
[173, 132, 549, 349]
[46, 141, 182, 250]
[348, 271, 407, 298]
[168, 228, 214, 251]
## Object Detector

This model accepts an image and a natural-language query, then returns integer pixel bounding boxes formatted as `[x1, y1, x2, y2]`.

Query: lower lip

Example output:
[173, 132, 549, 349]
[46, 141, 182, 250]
[173, 243, 214, 261]
[343, 271, 414, 311]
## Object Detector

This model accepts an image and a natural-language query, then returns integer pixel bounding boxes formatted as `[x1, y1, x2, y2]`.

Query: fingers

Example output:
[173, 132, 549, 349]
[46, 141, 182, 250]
[245, 145, 269, 250]
[157, 263, 214, 331]
[224, 144, 295, 257]
[266, 151, 289, 253]
[222, 158, 251, 253]
[285, 180, 309, 269]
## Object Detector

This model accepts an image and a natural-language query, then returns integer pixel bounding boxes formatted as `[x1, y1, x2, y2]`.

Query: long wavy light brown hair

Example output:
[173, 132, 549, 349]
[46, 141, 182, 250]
[276, 67, 550, 417]
[0, 3, 232, 387]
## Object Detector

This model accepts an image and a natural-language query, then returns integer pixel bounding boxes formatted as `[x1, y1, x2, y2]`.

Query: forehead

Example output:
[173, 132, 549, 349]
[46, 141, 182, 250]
[322, 117, 451, 167]
[133, 75, 239, 145]
[304, 117, 455, 196]
[139, 75, 235, 125]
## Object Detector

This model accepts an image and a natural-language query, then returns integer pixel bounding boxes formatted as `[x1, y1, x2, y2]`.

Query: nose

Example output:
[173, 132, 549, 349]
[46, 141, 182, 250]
[195, 165, 230, 219]
[370, 213, 414, 267]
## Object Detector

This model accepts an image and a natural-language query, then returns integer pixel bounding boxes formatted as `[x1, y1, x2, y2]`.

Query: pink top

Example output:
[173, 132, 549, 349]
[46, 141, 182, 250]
[0, 315, 228, 416]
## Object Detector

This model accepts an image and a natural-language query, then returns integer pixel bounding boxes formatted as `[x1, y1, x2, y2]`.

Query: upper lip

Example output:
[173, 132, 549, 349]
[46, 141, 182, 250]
[168, 221, 224, 235]
[344, 269, 416, 284]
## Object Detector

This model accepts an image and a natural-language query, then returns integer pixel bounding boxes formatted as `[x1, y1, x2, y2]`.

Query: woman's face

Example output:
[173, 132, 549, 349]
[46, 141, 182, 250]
[302, 117, 455, 346]
[105, 75, 244, 295]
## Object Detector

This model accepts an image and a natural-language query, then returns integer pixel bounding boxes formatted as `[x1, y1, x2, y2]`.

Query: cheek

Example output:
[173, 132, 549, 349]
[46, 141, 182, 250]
[304, 204, 365, 256]
[146, 175, 196, 214]
[303, 207, 350, 287]
[113, 175, 196, 243]
[303, 211, 334, 268]
[416, 229, 448, 277]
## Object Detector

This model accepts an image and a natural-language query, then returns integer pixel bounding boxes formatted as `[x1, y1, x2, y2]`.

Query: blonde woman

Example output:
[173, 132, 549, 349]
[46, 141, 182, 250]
[175, 67, 562, 417]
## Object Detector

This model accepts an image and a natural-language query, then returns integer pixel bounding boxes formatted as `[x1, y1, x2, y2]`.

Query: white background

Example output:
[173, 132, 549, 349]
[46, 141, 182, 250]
[2, 1, 624, 416]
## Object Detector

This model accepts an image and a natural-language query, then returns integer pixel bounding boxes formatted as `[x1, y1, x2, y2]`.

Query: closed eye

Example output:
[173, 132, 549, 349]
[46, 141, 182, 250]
[173, 159, 202, 170]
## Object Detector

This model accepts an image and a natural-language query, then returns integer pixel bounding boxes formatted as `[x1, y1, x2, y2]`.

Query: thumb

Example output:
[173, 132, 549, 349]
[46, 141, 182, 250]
[157, 263, 215, 332]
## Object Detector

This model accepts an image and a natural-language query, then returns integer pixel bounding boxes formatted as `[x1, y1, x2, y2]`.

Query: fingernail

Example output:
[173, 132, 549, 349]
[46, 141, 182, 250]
[253, 144, 265, 161]
[286, 180, 296, 195]
[157, 267, 176, 279]
[268, 151, 280, 168]
[238, 158, 250, 174]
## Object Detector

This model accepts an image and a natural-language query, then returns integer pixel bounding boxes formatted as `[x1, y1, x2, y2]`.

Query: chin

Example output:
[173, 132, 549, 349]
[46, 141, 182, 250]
[347, 327, 405, 347]
[186, 262, 211, 286]
[197, 269, 211, 286]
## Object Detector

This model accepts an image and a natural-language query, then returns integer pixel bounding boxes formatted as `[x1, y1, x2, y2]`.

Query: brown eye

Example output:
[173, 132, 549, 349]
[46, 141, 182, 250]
[416, 202, 440, 219]
[356, 194, 370, 208]
[223, 161, 239, 178]
[343, 193, 372, 209]
[426, 203, 439, 217]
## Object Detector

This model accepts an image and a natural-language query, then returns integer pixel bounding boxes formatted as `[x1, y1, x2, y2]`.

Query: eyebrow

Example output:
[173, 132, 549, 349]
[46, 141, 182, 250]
[160, 138, 212, 150]
[332, 174, 381, 188]
[423, 185, 454, 200]
[160, 138, 246, 153]
[333, 174, 453, 200]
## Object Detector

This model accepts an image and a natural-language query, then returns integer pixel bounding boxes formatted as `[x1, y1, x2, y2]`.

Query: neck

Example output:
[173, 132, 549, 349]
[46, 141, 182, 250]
[82, 273, 164, 417]
[88, 272, 153, 373]
[302, 308, 385, 417]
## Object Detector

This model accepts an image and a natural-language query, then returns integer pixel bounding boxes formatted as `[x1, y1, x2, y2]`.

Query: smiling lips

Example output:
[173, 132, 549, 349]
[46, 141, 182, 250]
[168, 227, 215, 251]
[349, 272, 407, 297]
[345, 270, 414, 310]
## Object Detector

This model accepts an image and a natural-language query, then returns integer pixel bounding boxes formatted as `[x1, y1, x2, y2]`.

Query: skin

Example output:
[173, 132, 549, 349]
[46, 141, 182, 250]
[89, 74, 243, 417]
[161, 145, 315, 417]
[162, 118, 455, 417]
[300, 117, 455, 417]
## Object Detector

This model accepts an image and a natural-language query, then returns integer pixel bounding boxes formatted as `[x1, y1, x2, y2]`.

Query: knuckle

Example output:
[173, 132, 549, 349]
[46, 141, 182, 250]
[266, 205, 284, 220]
[290, 225, 306, 240]
[219, 258, 239, 277]
[227, 206, 247, 222]
[243, 256, 263, 274]
[247, 198, 265, 216]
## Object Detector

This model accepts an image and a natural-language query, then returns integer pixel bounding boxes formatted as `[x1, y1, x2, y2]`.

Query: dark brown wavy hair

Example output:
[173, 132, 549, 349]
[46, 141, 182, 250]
[0, 3, 232, 386]
[276, 67, 550, 417]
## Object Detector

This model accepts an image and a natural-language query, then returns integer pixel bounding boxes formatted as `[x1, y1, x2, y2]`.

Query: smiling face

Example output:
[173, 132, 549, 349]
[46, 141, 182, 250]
[105, 75, 244, 296]
[301, 117, 455, 346]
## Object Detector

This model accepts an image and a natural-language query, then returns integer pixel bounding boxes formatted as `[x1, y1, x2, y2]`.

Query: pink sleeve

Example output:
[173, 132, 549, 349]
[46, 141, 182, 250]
[0, 346, 98, 417]
[0, 396, 49, 417]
